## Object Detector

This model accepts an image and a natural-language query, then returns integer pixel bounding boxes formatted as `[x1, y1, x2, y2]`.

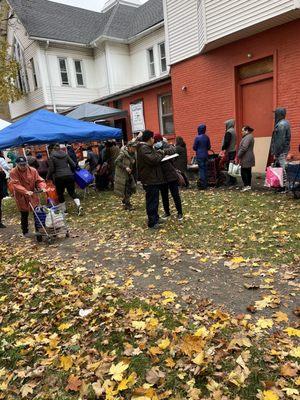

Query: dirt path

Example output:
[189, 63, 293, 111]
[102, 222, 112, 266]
[1, 222, 298, 322]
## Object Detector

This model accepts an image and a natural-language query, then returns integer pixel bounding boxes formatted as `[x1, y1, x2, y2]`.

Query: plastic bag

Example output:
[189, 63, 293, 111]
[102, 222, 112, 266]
[228, 162, 241, 177]
[45, 207, 65, 229]
[265, 167, 283, 188]
[45, 181, 59, 204]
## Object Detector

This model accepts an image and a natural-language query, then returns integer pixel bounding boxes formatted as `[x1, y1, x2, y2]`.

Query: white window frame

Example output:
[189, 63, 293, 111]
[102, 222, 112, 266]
[58, 57, 70, 86]
[30, 58, 38, 90]
[12, 36, 29, 94]
[73, 59, 85, 87]
[158, 42, 167, 73]
[158, 94, 174, 135]
[147, 47, 156, 78]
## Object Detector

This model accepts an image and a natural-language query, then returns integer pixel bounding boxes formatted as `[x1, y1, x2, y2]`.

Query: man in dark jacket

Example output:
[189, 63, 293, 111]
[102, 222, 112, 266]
[222, 119, 237, 185]
[193, 124, 211, 189]
[137, 130, 172, 229]
[47, 144, 82, 215]
[271, 108, 291, 189]
[85, 146, 99, 174]
[66, 144, 78, 166]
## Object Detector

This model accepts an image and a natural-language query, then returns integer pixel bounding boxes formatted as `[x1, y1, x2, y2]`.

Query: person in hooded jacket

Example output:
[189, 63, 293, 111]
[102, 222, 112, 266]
[238, 126, 255, 191]
[271, 108, 291, 190]
[222, 119, 237, 186]
[174, 136, 189, 188]
[47, 144, 82, 215]
[193, 124, 211, 189]
[154, 134, 183, 221]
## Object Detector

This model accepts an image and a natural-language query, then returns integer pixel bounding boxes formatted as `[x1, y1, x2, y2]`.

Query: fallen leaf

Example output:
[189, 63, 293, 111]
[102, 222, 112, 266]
[65, 375, 82, 392]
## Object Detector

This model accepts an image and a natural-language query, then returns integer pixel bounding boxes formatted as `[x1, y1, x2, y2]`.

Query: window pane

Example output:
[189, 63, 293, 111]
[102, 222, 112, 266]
[76, 73, 84, 86]
[161, 95, 172, 115]
[161, 58, 167, 72]
[150, 63, 155, 77]
[59, 59, 67, 71]
[160, 43, 165, 58]
[162, 116, 174, 134]
[61, 73, 69, 85]
[148, 48, 154, 63]
[75, 60, 82, 73]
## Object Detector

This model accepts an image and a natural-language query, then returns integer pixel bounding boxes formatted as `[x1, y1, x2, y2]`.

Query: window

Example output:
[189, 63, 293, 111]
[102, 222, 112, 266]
[13, 37, 29, 93]
[159, 42, 167, 73]
[58, 58, 69, 86]
[30, 58, 38, 90]
[74, 60, 85, 86]
[159, 94, 174, 135]
[147, 47, 155, 78]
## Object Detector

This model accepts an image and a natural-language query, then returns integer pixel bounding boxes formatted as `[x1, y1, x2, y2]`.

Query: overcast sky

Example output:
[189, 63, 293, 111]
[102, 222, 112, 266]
[52, 0, 147, 12]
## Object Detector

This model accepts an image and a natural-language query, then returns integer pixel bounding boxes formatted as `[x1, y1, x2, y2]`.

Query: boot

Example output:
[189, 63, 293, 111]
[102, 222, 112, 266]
[74, 198, 83, 216]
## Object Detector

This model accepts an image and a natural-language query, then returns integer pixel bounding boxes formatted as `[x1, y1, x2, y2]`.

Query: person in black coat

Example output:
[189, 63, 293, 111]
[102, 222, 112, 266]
[174, 136, 189, 188]
[154, 133, 183, 221]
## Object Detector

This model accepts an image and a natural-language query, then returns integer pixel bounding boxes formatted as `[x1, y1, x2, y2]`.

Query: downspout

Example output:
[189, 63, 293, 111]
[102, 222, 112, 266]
[45, 40, 57, 113]
[104, 43, 112, 95]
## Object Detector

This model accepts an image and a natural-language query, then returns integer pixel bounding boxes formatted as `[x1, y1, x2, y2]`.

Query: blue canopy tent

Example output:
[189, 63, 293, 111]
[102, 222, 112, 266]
[0, 109, 122, 150]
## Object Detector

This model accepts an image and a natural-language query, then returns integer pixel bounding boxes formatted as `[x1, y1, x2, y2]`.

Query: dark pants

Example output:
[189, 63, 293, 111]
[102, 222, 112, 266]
[227, 151, 237, 185]
[145, 184, 160, 228]
[241, 167, 252, 187]
[160, 181, 183, 215]
[197, 158, 208, 188]
[21, 211, 29, 234]
[0, 198, 2, 223]
[55, 176, 77, 203]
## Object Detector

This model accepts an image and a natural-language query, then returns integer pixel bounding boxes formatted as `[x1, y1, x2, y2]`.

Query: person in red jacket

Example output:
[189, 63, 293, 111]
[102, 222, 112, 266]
[9, 156, 46, 237]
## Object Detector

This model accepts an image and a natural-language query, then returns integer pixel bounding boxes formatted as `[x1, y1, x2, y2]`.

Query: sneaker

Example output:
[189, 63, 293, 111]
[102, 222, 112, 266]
[241, 186, 251, 192]
[0, 222, 6, 228]
[77, 206, 83, 216]
[160, 213, 171, 220]
[149, 224, 160, 230]
[177, 214, 183, 221]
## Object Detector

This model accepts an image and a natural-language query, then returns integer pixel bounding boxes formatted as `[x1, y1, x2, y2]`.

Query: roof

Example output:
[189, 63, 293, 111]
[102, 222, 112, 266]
[66, 103, 128, 121]
[8, 0, 164, 45]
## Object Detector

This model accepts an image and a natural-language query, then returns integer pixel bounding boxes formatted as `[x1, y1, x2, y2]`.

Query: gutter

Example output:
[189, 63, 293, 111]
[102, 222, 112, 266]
[30, 36, 90, 48]
[45, 40, 57, 113]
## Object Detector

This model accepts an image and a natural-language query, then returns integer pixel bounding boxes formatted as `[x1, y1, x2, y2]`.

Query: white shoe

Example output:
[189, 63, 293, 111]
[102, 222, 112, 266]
[241, 186, 251, 192]
[77, 206, 83, 216]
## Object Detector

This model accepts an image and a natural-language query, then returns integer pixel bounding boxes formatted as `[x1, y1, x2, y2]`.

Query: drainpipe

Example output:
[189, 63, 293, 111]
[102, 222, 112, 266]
[104, 43, 112, 95]
[45, 40, 57, 113]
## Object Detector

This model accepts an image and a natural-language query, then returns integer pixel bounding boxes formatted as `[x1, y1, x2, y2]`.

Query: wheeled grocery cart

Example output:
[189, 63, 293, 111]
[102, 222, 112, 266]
[29, 191, 70, 243]
[287, 163, 300, 199]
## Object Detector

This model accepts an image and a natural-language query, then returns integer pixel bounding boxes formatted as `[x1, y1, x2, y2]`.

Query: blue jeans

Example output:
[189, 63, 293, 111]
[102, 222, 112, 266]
[197, 159, 208, 188]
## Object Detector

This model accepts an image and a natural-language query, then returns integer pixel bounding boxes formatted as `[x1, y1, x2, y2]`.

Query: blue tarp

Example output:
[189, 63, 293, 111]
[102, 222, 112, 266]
[0, 109, 122, 150]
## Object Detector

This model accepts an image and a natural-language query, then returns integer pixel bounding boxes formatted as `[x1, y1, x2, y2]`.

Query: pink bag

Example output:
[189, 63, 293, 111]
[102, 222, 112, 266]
[265, 167, 284, 188]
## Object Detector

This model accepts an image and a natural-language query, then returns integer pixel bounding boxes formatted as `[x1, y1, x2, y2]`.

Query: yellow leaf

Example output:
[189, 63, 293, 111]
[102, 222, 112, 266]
[161, 291, 177, 304]
[109, 361, 129, 381]
[165, 357, 175, 368]
[58, 322, 72, 331]
[158, 338, 170, 350]
[149, 346, 163, 356]
[256, 318, 273, 329]
[60, 355, 73, 371]
[194, 326, 209, 338]
[273, 311, 289, 323]
[132, 321, 146, 330]
[15, 337, 35, 347]
[262, 390, 279, 400]
[284, 327, 300, 337]
[283, 388, 299, 396]
[118, 372, 137, 391]
[290, 346, 300, 358]
[230, 257, 246, 264]
[146, 318, 159, 330]
[192, 351, 204, 366]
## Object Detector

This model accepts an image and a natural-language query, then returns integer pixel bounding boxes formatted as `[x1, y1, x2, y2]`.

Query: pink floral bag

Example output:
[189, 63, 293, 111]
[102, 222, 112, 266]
[265, 166, 283, 188]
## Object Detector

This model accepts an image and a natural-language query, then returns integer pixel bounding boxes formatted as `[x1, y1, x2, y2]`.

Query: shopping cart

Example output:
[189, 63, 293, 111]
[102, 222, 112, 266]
[287, 163, 300, 199]
[29, 191, 70, 244]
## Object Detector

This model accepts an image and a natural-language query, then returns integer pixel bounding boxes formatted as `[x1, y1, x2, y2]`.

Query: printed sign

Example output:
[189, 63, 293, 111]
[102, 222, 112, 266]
[130, 101, 145, 133]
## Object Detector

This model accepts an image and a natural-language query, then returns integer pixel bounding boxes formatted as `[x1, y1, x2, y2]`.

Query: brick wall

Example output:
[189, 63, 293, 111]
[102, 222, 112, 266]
[171, 19, 300, 160]
[108, 82, 173, 138]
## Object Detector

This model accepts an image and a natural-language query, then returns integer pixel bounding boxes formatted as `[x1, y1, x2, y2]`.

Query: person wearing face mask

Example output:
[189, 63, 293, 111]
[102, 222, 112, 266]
[237, 126, 255, 192]
[9, 156, 47, 237]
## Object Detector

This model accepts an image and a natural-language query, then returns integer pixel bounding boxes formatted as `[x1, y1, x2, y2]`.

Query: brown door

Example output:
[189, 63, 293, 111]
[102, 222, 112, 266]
[240, 74, 274, 138]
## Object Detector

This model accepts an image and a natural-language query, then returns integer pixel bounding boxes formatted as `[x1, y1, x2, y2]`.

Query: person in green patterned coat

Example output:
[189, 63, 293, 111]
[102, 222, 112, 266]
[114, 141, 137, 211]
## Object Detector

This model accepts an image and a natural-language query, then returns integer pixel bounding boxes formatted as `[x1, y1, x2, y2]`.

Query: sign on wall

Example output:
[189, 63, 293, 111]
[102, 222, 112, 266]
[130, 101, 145, 133]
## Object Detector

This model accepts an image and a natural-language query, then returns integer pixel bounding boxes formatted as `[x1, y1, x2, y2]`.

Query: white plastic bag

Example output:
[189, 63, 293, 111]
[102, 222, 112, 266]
[45, 208, 65, 229]
[228, 162, 241, 177]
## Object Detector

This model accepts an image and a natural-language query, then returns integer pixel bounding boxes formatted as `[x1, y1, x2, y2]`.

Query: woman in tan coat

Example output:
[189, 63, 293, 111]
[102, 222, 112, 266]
[9, 156, 46, 237]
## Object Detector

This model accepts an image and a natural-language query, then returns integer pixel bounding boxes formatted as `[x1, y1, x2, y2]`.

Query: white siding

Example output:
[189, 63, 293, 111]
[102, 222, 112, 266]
[165, 0, 300, 65]
[205, 0, 295, 43]
[7, 16, 46, 119]
[164, 0, 200, 65]
[106, 42, 132, 93]
[129, 27, 168, 86]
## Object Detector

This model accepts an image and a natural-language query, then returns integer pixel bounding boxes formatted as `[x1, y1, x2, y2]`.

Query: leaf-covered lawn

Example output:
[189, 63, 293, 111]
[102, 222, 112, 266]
[0, 188, 299, 399]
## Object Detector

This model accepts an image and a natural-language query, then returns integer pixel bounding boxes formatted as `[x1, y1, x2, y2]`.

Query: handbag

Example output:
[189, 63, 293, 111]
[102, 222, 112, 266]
[228, 162, 241, 177]
[265, 166, 284, 188]
[176, 169, 186, 187]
